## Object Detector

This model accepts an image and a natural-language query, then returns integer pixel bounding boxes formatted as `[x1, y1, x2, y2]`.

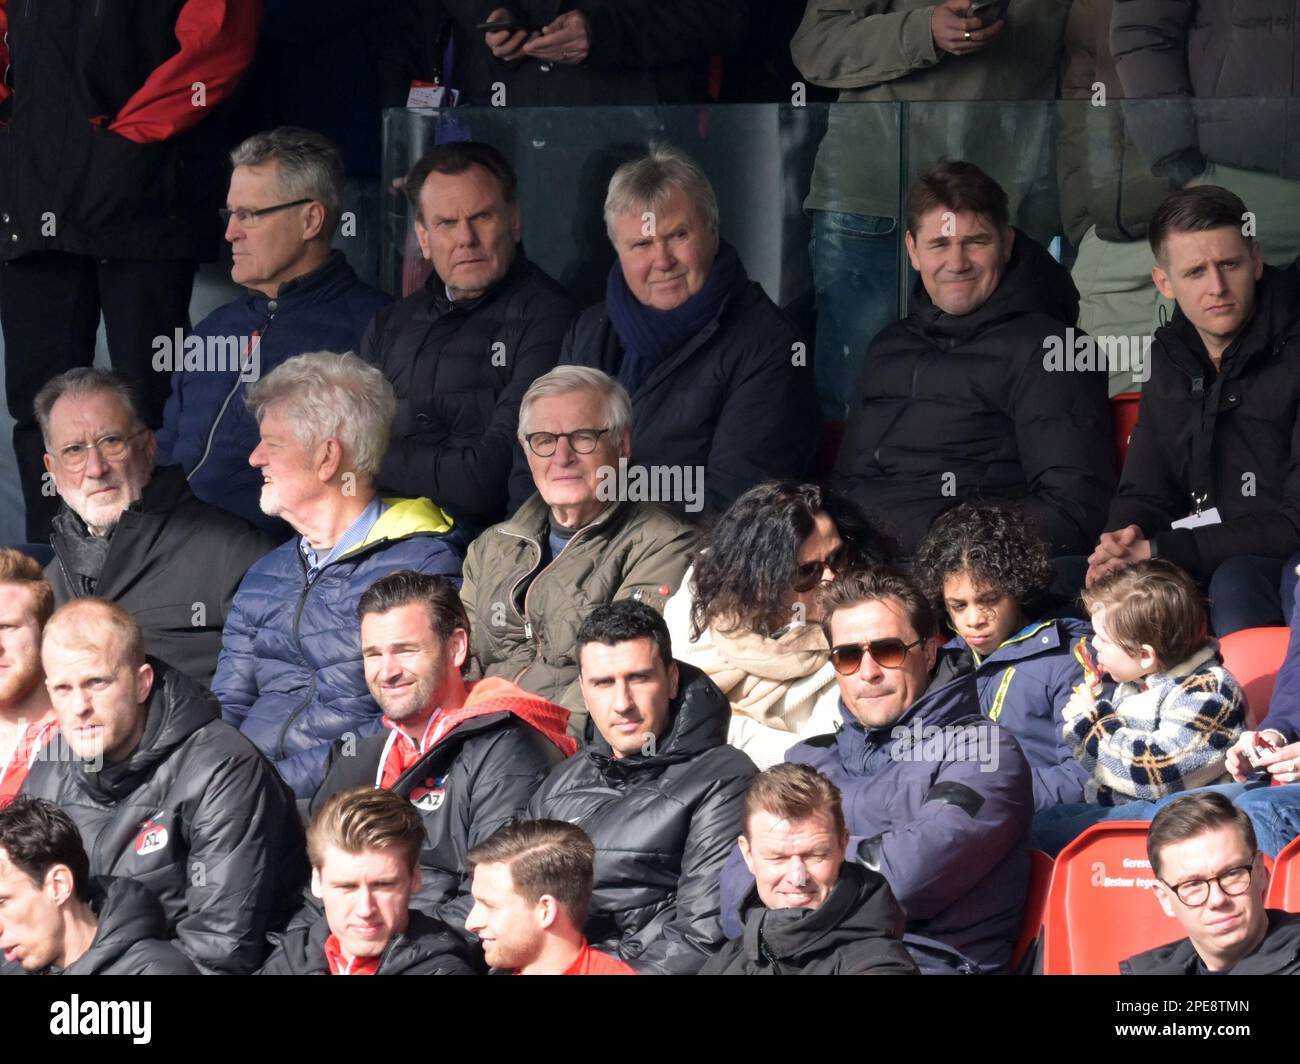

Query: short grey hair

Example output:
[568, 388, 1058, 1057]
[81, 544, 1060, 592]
[34, 368, 144, 449]
[230, 126, 345, 233]
[603, 141, 720, 244]
[245, 352, 395, 481]
[517, 366, 633, 442]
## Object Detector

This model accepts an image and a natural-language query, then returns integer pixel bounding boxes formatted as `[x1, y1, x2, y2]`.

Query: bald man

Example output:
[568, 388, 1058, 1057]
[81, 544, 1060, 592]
[21, 598, 306, 974]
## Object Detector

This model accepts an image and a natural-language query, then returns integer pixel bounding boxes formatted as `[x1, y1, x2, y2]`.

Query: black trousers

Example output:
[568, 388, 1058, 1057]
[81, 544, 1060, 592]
[0, 250, 196, 540]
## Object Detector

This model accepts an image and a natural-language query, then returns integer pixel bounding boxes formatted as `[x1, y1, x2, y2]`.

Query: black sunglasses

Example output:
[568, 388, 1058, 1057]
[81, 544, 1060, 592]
[791, 545, 853, 593]
[829, 637, 923, 674]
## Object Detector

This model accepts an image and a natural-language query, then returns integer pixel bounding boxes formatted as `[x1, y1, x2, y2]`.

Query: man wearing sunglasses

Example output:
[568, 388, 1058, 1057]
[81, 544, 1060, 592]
[1122, 792, 1300, 974]
[719, 567, 1033, 974]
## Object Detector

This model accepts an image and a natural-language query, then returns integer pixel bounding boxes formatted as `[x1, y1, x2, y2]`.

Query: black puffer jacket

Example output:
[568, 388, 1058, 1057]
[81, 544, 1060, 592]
[699, 863, 919, 975]
[3, 876, 199, 976]
[1121, 910, 1300, 974]
[833, 231, 1115, 555]
[0, 0, 259, 261]
[434, 0, 749, 106]
[47, 465, 277, 689]
[259, 910, 475, 975]
[312, 682, 571, 935]
[21, 661, 306, 976]
[1107, 266, 1300, 577]
[546, 272, 818, 520]
[364, 252, 577, 533]
[1111, 0, 1300, 184]
[527, 663, 757, 974]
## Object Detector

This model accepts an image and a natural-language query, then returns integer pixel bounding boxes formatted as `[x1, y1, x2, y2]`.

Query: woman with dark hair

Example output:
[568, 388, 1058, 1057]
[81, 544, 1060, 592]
[663, 481, 893, 767]
[914, 498, 1094, 811]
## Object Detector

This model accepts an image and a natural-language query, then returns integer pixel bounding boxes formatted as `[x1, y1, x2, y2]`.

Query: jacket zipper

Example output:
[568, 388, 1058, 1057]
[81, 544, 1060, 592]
[273, 552, 319, 760]
[501, 515, 608, 680]
[189, 310, 275, 481]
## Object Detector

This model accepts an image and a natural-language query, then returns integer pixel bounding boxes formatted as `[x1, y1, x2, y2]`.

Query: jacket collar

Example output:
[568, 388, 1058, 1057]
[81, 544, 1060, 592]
[419, 247, 533, 321]
[244, 249, 356, 307]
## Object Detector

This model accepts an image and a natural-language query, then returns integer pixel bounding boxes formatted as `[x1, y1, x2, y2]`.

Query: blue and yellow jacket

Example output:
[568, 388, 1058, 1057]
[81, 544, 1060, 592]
[934, 616, 1095, 810]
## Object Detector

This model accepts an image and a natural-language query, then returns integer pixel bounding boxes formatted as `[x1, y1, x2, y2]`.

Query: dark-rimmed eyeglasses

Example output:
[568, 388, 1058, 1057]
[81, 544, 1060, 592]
[829, 637, 923, 674]
[1162, 860, 1259, 907]
[523, 428, 610, 457]
[791, 545, 853, 593]
[52, 429, 148, 472]
[219, 198, 314, 227]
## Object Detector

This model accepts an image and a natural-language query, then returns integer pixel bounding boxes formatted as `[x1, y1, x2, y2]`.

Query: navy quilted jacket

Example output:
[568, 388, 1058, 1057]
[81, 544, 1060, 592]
[213, 497, 464, 798]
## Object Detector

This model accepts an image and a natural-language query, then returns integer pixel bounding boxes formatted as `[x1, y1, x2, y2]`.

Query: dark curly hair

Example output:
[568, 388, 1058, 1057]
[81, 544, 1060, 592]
[912, 498, 1054, 619]
[688, 481, 896, 640]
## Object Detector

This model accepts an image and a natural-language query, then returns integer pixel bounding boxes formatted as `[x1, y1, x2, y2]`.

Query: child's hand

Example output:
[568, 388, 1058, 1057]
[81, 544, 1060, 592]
[1063, 683, 1096, 722]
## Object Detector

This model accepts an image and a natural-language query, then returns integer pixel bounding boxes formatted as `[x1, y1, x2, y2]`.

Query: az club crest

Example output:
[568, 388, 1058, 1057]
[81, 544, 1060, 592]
[134, 817, 169, 857]
[409, 777, 446, 813]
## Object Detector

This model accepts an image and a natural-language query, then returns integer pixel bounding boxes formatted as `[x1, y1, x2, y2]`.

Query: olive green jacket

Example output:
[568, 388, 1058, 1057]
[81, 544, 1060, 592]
[460, 494, 697, 737]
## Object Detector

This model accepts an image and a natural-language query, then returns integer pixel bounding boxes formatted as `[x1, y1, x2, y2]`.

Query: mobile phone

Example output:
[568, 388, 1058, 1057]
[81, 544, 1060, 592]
[475, 18, 521, 32]
[967, 0, 1008, 26]
[1246, 732, 1279, 772]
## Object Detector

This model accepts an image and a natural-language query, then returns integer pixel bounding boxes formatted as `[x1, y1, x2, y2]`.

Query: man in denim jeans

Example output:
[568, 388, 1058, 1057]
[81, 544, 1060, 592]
[791, 0, 1071, 419]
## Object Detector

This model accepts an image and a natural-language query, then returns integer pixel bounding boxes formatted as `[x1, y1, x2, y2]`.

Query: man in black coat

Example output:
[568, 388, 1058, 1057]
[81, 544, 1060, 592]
[39, 368, 276, 688]
[437, 0, 748, 107]
[1089, 186, 1300, 634]
[0, 797, 197, 976]
[22, 599, 306, 975]
[700, 763, 918, 975]
[0, 0, 261, 540]
[527, 600, 757, 975]
[364, 142, 576, 534]
[540, 142, 818, 521]
[260, 788, 474, 976]
[833, 160, 1115, 556]
[311, 571, 573, 936]
[1122, 791, 1300, 975]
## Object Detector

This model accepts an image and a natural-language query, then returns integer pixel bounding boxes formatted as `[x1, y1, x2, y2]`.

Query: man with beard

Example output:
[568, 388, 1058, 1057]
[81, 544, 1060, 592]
[311, 571, 574, 937]
[0, 551, 57, 803]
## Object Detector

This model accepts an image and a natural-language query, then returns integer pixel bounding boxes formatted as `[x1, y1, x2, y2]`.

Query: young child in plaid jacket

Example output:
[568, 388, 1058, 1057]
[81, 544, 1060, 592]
[1063, 560, 1245, 805]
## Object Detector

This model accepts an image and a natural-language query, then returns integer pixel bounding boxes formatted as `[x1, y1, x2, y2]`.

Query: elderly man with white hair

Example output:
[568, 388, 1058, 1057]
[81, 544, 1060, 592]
[213, 351, 464, 798]
[534, 141, 819, 520]
[462, 364, 696, 737]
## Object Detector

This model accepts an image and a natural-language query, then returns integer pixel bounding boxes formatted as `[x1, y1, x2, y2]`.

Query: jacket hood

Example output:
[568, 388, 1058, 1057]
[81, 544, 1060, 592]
[737, 862, 907, 965]
[76, 660, 220, 803]
[587, 661, 729, 770]
[340, 496, 455, 558]
[907, 228, 1080, 340]
[422, 676, 577, 758]
[1163, 264, 1300, 376]
[1123, 910, 1300, 975]
[66, 876, 172, 974]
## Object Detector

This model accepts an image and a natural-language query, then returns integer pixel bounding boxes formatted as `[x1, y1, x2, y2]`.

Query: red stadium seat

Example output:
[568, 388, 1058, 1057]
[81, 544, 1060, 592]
[1111, 392, 1141, 473]
[1267, 834, 1300, 911]
[1219, 626, 1290, 727]
[1042, 821, 1183, 974]
[1011, 848, 1054, 971]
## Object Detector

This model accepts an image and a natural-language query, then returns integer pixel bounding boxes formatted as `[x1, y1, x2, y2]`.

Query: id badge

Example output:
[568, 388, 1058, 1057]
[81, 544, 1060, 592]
[1171, 506, 1222, 530]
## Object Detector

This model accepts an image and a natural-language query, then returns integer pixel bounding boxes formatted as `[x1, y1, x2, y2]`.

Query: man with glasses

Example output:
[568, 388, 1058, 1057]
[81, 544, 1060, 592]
[156, 128, 391, 533]
[1122, 791, 1300, 975]
[37, 368, 275, 687]
[459, 366, 695, 738]
[719, 567, 1033, 973]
